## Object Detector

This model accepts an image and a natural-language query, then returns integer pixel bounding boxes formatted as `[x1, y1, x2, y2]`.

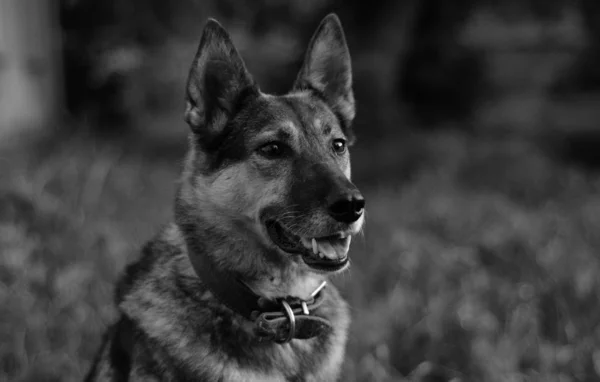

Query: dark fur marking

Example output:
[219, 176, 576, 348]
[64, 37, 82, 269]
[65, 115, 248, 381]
[109, 317, 134, 380]
[115, 243, 160, 305]
[273, 128, 293, 143]
[84, 329, 112, 382]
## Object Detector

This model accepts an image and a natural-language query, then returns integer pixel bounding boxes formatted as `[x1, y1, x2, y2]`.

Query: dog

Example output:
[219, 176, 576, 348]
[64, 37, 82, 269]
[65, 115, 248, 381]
[85, 13, 364, 382]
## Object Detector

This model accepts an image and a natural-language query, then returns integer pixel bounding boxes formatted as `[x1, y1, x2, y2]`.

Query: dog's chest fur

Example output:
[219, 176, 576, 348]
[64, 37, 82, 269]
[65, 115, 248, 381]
[95, 224, 349, 381]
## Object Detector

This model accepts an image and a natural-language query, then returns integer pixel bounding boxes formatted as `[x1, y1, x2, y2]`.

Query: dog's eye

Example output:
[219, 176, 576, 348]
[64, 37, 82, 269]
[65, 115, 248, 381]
[332, 139, 347, 155]
[258, 142, 284, 159]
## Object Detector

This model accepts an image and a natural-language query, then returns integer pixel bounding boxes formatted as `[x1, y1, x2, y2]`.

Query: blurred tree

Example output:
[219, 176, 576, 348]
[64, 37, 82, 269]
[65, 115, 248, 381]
[59, 0, 211, 131]
[487, 0, 565, 20]
[552, 0, 600, 93]
[575, 0, 600, 90]
[489, 0, 594, 96]
[395, 0, 484, 128]
[61, 0, 146, 128]
[246, 0, 487, 132]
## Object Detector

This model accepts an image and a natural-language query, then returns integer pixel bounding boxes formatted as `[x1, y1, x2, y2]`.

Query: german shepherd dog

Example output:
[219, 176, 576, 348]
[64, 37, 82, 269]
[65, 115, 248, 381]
[86, 13, 364, 382]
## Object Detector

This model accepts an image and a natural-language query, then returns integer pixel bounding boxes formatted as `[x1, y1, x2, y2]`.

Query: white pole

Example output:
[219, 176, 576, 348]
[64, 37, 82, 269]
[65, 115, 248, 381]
[0, 0, 62, 138]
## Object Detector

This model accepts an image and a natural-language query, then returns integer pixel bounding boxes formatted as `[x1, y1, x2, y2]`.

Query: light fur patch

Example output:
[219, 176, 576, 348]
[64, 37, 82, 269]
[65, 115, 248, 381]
[93, 340, 118, 380]
[343, 162, 351, 179]
[222, 368, 287, 382]
[195, 161, 287, 223]
[205, 164, 250, 212]
[160, 223, 185, 248]
[282, 120, 297, 133]
[252, 267, 326, 300]
[309, 325, 347, 381]
[314, 118, 322, 130]
[351, 213, 364, 235]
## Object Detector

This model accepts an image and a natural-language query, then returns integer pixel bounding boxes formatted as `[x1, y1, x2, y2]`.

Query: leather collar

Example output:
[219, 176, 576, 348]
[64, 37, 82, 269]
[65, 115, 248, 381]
[188, 246, 333, 343]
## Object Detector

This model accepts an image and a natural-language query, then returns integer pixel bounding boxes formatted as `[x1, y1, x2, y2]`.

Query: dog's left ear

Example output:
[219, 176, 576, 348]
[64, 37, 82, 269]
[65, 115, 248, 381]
[185, 19, 257, 138]
[294, 14, 355, 128]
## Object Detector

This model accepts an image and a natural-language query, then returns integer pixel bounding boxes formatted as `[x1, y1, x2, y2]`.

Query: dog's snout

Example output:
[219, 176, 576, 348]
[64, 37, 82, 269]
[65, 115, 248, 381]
[327, 190, 365, 223]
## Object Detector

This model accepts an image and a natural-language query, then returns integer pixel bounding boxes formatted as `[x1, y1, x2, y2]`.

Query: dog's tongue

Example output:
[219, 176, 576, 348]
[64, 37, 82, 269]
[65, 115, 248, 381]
[315, 236, 351, 260]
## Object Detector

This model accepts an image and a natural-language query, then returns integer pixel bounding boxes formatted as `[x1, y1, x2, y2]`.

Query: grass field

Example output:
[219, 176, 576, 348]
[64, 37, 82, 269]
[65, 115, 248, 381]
[1, 127, 600, 381]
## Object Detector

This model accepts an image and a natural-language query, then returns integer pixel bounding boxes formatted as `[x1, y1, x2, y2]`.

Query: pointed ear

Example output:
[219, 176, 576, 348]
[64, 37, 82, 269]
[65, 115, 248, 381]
[294, 14, 355, 128]
[185, 19, 257, 137]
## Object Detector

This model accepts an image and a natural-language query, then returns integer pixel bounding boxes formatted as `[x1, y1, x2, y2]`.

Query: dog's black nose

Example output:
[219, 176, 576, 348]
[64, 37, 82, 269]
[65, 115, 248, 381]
[328, 191, 365, 223]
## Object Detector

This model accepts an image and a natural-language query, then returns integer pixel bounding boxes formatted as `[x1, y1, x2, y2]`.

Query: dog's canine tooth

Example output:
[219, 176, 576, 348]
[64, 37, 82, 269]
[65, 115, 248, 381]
[312, 238, 318, 255]
[300, 237, 312, 250]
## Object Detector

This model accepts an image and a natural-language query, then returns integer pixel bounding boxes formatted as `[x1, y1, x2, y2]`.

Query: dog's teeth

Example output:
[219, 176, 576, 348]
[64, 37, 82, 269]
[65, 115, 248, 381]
[300, 237, 312, 249]
[312, 238, 318, 255]
[317, 241, 339, 260]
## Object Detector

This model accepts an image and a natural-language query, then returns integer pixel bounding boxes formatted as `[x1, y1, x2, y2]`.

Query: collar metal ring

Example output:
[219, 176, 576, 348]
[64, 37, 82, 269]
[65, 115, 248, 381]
[277, 300, 296, 344]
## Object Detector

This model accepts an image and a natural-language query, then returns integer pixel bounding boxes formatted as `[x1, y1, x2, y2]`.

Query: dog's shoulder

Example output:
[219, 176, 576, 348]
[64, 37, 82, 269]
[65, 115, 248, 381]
[111, 223, 229, 378]
[115, 223, 216, 331]
[115, 223, 188, 305]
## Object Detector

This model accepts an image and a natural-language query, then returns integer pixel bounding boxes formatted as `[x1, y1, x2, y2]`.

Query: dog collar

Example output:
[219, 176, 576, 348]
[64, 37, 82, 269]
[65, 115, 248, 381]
[252, 281, 331, 343]
[187, 244, 333, 343]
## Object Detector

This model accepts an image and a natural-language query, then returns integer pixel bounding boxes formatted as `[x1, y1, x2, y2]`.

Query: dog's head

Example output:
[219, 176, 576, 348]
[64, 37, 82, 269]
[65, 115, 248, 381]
[179, 14, 363, 275]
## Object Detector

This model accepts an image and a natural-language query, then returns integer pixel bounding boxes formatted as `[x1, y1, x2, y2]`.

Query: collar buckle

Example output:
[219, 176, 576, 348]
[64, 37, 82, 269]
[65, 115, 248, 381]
[275, 300, 296, 344]
[253, 282, 330, 343]
[277, 280, 326, 342]
[301, 301, 310, 315]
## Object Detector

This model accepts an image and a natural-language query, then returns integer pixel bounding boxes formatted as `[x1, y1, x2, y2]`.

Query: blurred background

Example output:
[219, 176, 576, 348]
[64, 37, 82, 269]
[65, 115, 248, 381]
[1, 0, 600, 381]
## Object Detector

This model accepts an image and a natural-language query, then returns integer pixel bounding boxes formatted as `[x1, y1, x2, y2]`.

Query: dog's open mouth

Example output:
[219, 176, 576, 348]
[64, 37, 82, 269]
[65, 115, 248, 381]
[265, 220, 350, 272]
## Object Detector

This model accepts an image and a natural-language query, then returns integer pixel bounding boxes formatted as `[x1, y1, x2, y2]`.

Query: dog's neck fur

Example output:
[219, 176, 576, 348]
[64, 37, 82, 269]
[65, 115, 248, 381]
[175, 144, 326, 302]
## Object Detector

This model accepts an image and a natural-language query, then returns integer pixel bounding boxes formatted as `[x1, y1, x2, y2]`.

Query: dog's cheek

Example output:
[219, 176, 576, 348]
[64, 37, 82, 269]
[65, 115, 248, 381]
[247, 168, 290, 217]
[208, 163, 282, 217]
[205, 164, 253, 211]
[252, 157, 287, 180]
[228, 165, 281, 222]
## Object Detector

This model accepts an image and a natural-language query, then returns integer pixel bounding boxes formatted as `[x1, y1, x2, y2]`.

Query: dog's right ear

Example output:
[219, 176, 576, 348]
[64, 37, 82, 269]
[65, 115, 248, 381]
[185, 19, 257, 137]
[293, 14, 354, 131]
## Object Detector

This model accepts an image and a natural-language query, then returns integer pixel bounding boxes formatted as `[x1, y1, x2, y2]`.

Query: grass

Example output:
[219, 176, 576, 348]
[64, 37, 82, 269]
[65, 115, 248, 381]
[1, 128, 600, 381]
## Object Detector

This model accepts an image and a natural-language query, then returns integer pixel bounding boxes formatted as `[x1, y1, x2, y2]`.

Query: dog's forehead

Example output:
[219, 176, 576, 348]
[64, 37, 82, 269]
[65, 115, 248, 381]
[258, 92, 341, 137]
